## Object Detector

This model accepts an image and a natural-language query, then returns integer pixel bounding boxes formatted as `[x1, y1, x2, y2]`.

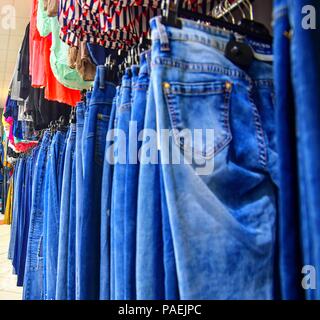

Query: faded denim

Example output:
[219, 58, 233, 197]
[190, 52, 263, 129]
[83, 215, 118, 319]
[149, 17, 278, 300]
[23, 131, 51, 300]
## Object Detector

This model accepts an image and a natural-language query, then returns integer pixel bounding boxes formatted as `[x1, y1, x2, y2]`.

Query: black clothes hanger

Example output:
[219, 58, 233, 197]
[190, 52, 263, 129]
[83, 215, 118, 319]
[161, 0, 272, 43]
[161, 0, 272, 68]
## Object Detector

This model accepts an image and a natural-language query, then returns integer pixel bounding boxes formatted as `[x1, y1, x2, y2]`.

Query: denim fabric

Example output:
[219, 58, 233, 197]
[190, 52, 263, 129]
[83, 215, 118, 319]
[77, 66, 116, 300]
[18, 149, 38, 287]
[12, 159, 26, 277]
[111, 70, 132, 300]
[100, 90, 118, 300]
[76, 95, 90, 298]
[110, 86, 122, 300]
[45, 131, 67, 300]
[8, 160, 21, 263]
[81, 93, 91, 176]
[67, 136, 77, 300]
[159, 166, 180, 300]
[123, 59, 149, 300]
[273, 0, 305, 300]
[56, 125, 77, 300]
[149, 17, 277, 300]
[75, 101, 85, 297]
[275, 0, 320, 300]
[136, 82, 165, 300]
[42, 137, 52, 299]
[23, 131, 51, 300]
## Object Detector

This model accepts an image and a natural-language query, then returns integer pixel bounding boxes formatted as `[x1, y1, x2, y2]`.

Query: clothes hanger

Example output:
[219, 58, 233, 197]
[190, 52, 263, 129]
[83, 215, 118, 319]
[161, 0, 272, 43]
[161, 0, 272, 68]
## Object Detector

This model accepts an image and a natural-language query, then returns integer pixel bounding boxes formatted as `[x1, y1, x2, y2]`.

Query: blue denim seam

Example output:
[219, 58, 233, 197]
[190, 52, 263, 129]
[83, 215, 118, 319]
[249, 91, 268, 168]
[163, 81, 233, 159]
[153, 57, 251, 84]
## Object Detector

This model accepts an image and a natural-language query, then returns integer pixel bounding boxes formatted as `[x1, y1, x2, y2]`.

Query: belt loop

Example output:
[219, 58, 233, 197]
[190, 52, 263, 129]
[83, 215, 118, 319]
[155, 17, 170, 52]
[99, 66, 106, 90]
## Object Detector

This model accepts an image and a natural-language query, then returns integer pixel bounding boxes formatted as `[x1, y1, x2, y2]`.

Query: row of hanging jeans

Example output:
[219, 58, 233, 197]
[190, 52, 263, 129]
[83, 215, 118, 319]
[9, 16, 278, 300]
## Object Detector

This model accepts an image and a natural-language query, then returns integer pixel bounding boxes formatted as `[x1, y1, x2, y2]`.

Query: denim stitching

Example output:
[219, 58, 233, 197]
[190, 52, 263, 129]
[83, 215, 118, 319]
[154, 57, 251, 83]
[163, 81, 233, 159]
[249, 88, 268, 168]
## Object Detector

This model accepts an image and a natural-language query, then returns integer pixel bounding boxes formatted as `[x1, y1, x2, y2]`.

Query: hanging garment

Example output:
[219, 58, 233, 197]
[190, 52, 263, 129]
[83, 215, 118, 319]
[43, 34, 82, 107]
[77, 68, 116, 300]
[274, 0, 320, 300]
[147, 16, 278, 299]
[43, 131, 67, 300]
[37, 0, 93, 90]
[23, 131, 51, 300]
[56, 125, 77, 300]
[30, 0, 46, 88]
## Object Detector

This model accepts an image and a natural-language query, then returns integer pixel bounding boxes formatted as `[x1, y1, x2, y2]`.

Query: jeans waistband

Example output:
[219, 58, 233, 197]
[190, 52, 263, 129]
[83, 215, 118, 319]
[150, 17, 274, 85]
[91, 66, 117, 105]
[41, 131, 51, 149]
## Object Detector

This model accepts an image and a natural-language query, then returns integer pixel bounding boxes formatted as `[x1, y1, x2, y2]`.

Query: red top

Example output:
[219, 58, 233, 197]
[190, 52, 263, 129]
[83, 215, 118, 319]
[43, 34, 81, 107]
[29, 0, 46, 87]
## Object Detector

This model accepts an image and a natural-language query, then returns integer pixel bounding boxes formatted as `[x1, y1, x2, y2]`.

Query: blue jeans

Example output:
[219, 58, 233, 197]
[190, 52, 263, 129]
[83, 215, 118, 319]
[111, 70, 132, 300]
[123, 58, 149, 300]
[56, 125, 77, 300]
[149, 17, 277, 300]
[8, 159, 22, 263]
[11, 158, 26, 277]
[110, 86, 122, 300]
[17, 153, 36, 287]
[273, 0, 305, 300]
[77, 66, 116, 300]
[75, 101, 85, 298]
[23, 131, 51, 300]
[100, 90, 118, 300]
[44, 131, 67, 300]
[136, 78, 165, 300]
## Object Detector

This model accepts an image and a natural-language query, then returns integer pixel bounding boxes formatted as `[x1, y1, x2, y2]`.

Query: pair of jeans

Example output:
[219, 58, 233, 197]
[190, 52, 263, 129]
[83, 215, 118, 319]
[100, 89, 118, 300]
[273, 0, 304, 300]
[111, 69, 132, 300]
[136, 71, 166, 300]
[44, 131, 67, 300]
[75, 97, 90, 296]
[77, 67, 116, 300]
[23, 131, 51, 300]
[75, 101, 85, 297]
[18, 148, 39, 287]
[122, 58, 149, 300]
[110, 86, 122, 300]
[11, 158, 26, 277]
[149, 16, 278, 300]
[8, 159, 22, 263]
[56, 125, 77, 300]
[274, 0, 320, 300]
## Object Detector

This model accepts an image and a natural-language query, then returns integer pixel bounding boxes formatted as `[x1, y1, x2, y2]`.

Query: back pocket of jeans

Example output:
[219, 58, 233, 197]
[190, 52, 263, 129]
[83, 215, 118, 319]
[163, 80, 233, 159]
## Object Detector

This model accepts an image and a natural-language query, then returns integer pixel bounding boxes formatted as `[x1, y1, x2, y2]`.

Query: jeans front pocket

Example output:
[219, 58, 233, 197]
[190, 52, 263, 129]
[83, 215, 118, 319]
[163, 80, 233, 161]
